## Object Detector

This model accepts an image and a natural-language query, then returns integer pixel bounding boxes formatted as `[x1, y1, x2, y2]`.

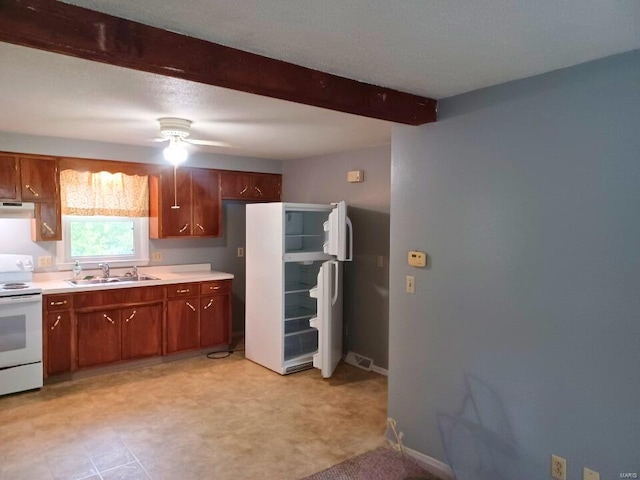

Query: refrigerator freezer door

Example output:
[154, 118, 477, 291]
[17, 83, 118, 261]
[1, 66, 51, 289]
[323, 201, 353, 261]
[311, 260, 343, 378]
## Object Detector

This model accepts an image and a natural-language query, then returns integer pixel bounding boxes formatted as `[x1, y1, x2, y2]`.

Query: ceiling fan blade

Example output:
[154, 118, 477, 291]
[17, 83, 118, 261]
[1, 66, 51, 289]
[152, 137, 168, 143]
[185, 138, 234, 148]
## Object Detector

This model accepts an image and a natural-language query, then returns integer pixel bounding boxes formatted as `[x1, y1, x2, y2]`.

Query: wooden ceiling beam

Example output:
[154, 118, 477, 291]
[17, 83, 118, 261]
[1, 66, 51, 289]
[0, 0, 437, 125]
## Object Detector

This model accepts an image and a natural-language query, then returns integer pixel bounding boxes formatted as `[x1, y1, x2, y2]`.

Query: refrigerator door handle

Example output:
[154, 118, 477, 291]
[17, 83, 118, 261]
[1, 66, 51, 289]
[331, 260, 339, 306]
[346, 216, 353, 261]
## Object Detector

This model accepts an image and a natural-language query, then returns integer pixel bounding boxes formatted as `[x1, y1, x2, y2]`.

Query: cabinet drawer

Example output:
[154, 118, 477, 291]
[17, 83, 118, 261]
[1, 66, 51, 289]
[200, 280, 231, 295]
[74, 286, 164, 309]
[46, 294, 72, 311]
[167, 283, 199, 299]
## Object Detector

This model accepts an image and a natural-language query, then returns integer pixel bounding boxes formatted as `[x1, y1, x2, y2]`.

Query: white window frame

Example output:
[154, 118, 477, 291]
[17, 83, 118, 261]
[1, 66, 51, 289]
[56, 215, 149, 270]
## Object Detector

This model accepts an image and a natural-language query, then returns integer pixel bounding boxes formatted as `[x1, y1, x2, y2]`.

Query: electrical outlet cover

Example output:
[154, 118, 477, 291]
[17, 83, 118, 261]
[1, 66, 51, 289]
[583, 467, 600, 480]
[551, 455, 567, 480]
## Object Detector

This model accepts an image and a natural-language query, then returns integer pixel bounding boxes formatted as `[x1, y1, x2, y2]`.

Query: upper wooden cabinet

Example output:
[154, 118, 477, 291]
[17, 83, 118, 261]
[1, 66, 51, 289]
[149, 167, 222, 239]
[0, 154, 20, 200]
[0, 154, 59, 203]
[20, 156, 58, 202]
[220, 171, 281, 201]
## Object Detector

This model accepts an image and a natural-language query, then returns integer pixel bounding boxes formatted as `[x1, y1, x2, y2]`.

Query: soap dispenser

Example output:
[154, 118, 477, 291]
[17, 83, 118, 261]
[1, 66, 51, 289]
[72, 260, 82, 278]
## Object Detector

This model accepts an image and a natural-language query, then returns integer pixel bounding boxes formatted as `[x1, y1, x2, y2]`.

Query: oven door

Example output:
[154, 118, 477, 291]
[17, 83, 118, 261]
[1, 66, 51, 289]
[0, 294, 43, 368]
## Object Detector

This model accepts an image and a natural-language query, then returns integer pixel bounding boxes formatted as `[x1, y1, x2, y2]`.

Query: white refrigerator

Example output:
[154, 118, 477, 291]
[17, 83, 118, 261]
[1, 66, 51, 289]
[245, 202, 353, 377]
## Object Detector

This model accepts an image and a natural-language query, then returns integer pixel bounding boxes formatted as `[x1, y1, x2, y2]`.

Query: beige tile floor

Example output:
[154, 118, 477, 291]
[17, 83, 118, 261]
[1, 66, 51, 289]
[0, 353, 388, 480]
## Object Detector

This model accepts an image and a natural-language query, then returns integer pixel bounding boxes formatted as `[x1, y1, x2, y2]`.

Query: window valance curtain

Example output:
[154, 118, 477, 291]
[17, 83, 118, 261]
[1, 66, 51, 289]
[60, 169, 149, 217]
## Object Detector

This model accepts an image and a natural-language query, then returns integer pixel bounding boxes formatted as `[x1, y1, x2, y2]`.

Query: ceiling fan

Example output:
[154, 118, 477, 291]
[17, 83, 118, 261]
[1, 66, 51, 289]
[155, 117, 232, 165]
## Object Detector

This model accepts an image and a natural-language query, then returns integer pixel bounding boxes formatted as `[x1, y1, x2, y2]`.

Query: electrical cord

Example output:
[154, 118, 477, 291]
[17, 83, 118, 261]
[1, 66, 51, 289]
[206, 347, 245, 360]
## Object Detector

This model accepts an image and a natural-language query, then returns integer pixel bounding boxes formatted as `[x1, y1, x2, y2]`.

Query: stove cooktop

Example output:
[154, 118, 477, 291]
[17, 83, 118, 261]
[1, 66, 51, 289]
[0, 282, 42, 297]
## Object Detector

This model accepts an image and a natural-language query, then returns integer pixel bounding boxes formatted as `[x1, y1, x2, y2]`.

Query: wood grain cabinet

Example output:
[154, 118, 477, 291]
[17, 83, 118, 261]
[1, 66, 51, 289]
[121, 304, 162, 360]
[220, 171, 281, 201]
[166, 297, 200, 353]
[19, 156, 58, 202]
[44, 294, 73, 377]
[150, 167, 222, 238]
[0, 154, 20, 200]
[77, 308, 121, 368]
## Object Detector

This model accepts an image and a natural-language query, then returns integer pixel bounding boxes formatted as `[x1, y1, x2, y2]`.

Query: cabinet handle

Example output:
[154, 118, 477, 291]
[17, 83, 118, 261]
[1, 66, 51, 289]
[42, 222, 55, 235]
[25, 184, 40, 197]
[209, 286, 220, 290]
[203, 299, 214, 310]
[50, 300, 67, 306]
[179, 223, 189, 233]
[186, 302, 196, 311]
[254, 186, 263, 196]
[103, 313, 115, 324]
[177, 288, 190, 294]
[125, 310, 137, 323]
[50, 315, 61, 330]
[240, 186, 248, 195]
[196, 223, 205, 232]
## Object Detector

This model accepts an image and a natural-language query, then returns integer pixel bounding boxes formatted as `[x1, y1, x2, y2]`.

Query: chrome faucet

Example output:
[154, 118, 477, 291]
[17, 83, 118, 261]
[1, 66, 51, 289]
[131, 265, 138, 278]
[98, 263, 110, 278]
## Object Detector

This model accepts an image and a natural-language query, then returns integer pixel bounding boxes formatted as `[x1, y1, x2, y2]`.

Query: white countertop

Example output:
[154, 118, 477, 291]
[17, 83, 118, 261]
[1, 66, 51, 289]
[34, 263, 234, 295]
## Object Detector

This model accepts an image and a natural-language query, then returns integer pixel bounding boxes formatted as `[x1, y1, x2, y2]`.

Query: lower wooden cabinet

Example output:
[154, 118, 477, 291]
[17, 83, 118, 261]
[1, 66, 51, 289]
[121, 304, 162, 360]
[43, 279, 232, 375]
[166, 298, 200, 353]
[46, 311, 72, 375]
[77, 308, 121, 368]
[200, 294, 231, 347]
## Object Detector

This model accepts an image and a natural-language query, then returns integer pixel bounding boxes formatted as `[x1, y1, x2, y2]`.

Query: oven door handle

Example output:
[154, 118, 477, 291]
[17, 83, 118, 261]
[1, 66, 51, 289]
[0, 295, 42, 306]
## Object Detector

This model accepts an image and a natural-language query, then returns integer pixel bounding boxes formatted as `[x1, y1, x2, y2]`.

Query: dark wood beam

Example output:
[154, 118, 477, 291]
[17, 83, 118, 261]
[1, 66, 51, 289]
[0, 0, 437, 125]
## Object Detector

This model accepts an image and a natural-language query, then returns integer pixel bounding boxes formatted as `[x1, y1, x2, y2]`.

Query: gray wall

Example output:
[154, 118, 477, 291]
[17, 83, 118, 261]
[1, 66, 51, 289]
[0, 132, 281, 332]
[282, 145, 390, 369]
[389, 50, 640, 480]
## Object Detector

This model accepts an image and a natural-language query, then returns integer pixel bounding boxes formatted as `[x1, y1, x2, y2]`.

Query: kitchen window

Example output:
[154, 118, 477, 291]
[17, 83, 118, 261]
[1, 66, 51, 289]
[57, 169, 149, 267]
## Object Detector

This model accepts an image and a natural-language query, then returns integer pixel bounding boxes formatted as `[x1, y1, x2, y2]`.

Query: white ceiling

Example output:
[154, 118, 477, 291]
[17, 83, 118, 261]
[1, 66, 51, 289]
[1, 1, 639, 160]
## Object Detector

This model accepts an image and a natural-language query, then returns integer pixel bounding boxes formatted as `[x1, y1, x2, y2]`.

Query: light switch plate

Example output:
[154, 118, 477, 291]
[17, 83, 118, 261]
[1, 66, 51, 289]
[408, 250, 426, 267]
[151, 251, 163, 261]
[237, 247, 244, 258]
[406, 275, 415, 294]
[377, 255, 384, 267]
[37, 256, 52, 267]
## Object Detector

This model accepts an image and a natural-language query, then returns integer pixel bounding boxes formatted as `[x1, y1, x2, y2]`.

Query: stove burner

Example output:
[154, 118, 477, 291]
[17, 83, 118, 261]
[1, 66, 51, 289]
[1, 282, 29, 290]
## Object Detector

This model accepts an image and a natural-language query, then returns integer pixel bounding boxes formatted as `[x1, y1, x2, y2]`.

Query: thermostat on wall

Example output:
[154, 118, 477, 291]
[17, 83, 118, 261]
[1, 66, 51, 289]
[408, 250, 426, 267]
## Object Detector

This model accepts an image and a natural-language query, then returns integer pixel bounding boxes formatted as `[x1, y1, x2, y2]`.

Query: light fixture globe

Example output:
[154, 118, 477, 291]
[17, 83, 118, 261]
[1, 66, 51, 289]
[163, 137, 188, 165]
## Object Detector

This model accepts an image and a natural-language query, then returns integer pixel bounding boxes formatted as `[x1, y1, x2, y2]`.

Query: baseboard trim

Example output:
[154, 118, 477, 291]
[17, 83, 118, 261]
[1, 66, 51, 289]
[403, 446, 455, 480]
[371, 365, 388, 376]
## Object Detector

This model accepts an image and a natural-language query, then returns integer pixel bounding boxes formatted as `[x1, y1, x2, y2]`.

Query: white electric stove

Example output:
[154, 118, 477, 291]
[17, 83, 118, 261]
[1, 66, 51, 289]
[0, 254, 43, 396]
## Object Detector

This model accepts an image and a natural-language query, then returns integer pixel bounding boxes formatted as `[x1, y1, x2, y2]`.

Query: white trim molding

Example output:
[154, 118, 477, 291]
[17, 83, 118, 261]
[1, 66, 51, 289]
[371, 365, 388, 376]
[403, 446, 456, 480]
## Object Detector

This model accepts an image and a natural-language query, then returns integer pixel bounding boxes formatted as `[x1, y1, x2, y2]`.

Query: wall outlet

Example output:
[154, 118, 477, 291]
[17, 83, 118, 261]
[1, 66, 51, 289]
[37, 256, 52, 267]
[377, 255, 384, 267]
[551, 455, 567, 480]
[583, 467, 600, 480]
[406, 275, 415, 294]
[347, 170, 364, 183]
[151, 251, 163, 261]
[237, 247, 244, 258]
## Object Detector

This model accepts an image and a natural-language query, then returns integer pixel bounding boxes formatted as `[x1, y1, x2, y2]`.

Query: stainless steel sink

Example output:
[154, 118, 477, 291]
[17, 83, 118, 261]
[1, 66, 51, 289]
[65, 274, 159, 287]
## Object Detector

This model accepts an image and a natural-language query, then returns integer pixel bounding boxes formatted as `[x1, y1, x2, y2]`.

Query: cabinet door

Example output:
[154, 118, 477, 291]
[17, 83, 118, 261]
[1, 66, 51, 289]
[121, 304, 162, 360]
[46, 311, 72, 375]
[220, 172, 253, 200]
[166, 298, 199, 353]
[0, 154, 20, 200]
[20, 156, 58, 202]
[159, 168, 192, 237]
[77, 309, 121, 368]
[252, 174, 281, 201]
[200, 294, 231, 347]
[33, 202, 61, 241]
[192, 169, 221, 237]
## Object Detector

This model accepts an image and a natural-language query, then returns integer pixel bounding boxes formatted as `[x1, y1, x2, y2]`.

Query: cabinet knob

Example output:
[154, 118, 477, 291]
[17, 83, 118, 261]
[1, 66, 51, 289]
[240, 186, 248, 195]
[51, 300, 67, 306]
[254, 186, 263, 196]
[186, 302, 196, 312]
[50, 315, 61, 330]
[103, 313, 115, 324]
[125, 310, 137, 323]
[203, 299, 214, 310]
[177, 288, 190, 294]
[196, 223, 205, 232]
[179, 223, 189, 233]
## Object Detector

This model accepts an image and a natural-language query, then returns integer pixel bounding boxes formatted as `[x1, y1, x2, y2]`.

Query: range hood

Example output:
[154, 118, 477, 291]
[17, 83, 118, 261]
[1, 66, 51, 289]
[0, 202, 36, 218]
